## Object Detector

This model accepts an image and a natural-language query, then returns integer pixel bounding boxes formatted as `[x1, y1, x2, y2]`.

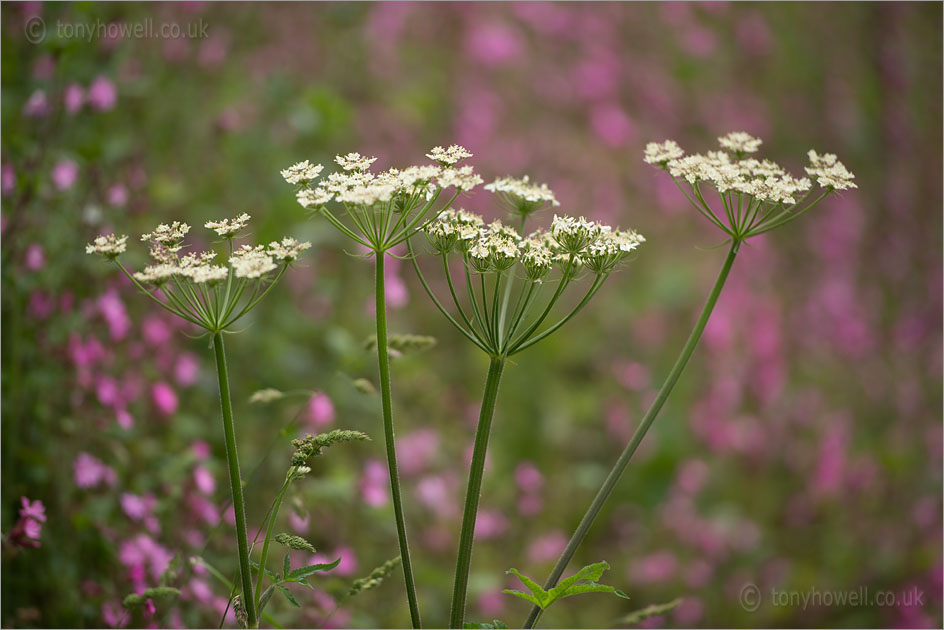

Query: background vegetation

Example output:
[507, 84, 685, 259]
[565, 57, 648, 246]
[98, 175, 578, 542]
[2, 2, 941, 628]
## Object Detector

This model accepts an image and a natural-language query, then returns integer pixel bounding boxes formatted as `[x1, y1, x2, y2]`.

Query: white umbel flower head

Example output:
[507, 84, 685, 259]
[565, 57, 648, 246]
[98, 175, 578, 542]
[643, 140, 685, 166]
[229, 245, 278, 279]
[297, 187, 333, 209]
[519, 234, 554, 281]
[437, 165, 483, 192]
[178, 251, 219, 271]
[133, 263, 180, 285]
[205, 213, 251, 238]
[805, 150, 857, 190]
[467, 220, 519, 272]
[582, 228, 645, 273]
[281, 161, 324, 185]
[426, 145, 473, 166]
[335, 152, 377, 172]
[718, 131, 762, 154]
[189, 265, 229, 284]
[485, 175, 559, 216]
[141, 221, 191, 245]
[267, 237, 311, 262]
[86, 233, 128, 258]
[551, 215, 599, 255]
[424, 211, 461, 253]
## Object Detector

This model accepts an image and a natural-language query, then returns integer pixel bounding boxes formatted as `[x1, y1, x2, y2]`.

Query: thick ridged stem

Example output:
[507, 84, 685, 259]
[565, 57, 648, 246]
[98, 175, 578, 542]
[212, 332, 257, 629]
[449, 356, 506, 628]
[375, 252, 423, 628]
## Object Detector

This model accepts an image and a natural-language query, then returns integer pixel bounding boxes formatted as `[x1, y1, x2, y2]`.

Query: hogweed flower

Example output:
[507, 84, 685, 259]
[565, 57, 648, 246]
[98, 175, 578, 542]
[645, 131, 856, 241]
[408, 176, 642, 628]
[281, 146, 480, 628]
[86, 215, 309, 630]
[86, 214, 309, 333]
[522, 134, 857, 629]
[413, 201, 642, 358]
[204, 212, 251, 238]
[484, 175, 560, 218]
[282, 146, 481, 253]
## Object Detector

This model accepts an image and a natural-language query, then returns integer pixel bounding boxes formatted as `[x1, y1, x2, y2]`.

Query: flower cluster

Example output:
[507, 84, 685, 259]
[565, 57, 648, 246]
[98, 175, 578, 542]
[717, 131, 763, 154]
[805, 150, 858, 190]
[282, 146, 481, 251]
[8, 497, 46, 549]
[412, 174, 644, 358]
[140, 221, 191, 247]
[204, 212, 251, 238]
[85, 233, 128, 258]
[427, 144, 473, 166]
[424, 210, 644, 277]
[279, 160, 323, 185]
[86, 215, 310, 332]
[666, 148, 812, 204]
[645, 131, 856, 240]
[485, 175, 560, 217]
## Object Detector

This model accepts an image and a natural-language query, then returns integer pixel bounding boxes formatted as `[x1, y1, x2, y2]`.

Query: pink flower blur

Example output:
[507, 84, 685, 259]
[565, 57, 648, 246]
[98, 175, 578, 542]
[151, 382, 178, 416]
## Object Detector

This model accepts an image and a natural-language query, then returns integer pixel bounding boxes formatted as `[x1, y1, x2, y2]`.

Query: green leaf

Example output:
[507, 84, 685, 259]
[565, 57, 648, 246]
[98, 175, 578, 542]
[463, 621, 508, 629]
[258, 585, 277, 614]
[288, 557, 341, 580]
[547, 561, 610, 601]
[277, 585, 301, 608]
[283, 553, 291, 578]
[249, 560, 279, 581]
[556, 582, 627, 600]
[275, 533, 317, 553]
[502, 589, 543, 608]
[506, 568, 549, 607]
[618, 598, 683, 626]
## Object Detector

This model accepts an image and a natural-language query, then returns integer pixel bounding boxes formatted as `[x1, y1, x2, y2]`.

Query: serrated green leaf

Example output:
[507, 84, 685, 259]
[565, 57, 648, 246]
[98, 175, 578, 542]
[258, 585, 277, 614]
[283, 553, 291, 578]
[557, 582, 626, 600]
[547, 561, 610, 601]
[288, 557, 341, 580]
[618, 598, 682, 625]
[502, 589, 543, 608]
[463, 621, 508, 629]
[249, 560, 279, 581]
[277, 585, 301, 607]
[506, 568, 549, 606]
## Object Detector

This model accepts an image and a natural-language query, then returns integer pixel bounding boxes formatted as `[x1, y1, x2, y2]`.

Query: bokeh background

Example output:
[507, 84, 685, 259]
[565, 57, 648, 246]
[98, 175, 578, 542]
[2, 2, 941, 628]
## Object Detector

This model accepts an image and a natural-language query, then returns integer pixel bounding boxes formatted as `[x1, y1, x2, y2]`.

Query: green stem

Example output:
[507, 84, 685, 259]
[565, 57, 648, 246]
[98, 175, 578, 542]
[522, 239, 741, 629]
[449, 356, 506, 629]
[212, 332, 258, 629]
[375, 252, 423, 629]
[254, 471, 293, 614]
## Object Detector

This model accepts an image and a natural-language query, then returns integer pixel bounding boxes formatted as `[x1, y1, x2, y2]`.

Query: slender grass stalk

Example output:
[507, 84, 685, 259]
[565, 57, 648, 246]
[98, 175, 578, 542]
[212, 332, 258, 629]
[523, 239, 741, 628]
[375, 252, 422, 628]
[449, 356, 506, 629]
